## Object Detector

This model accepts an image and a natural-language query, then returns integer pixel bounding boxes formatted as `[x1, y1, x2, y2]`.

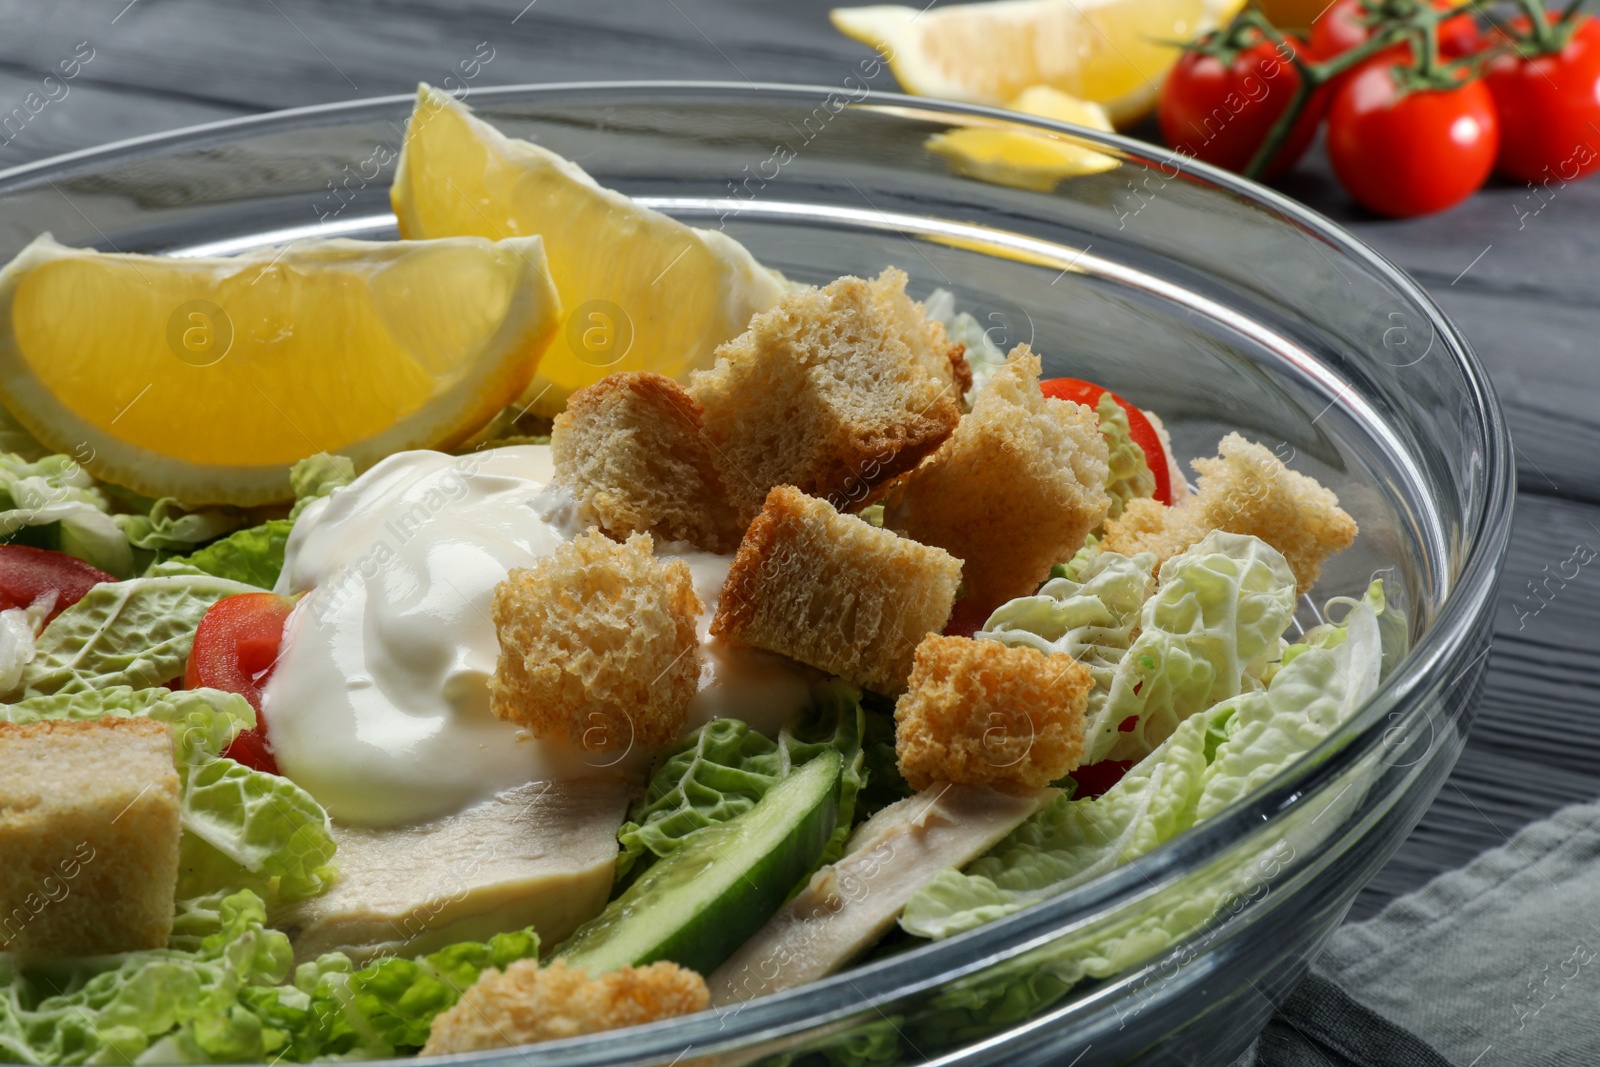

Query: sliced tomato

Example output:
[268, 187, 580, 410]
[0, 544, 115, 624]
[1040, 378, 1173, 506]
[185, 592, 295, 774]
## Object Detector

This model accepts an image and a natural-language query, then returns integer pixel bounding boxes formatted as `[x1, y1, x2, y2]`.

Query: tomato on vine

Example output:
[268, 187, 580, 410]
[1165, 0, 1512, 212]
[1158, 29, 1325, 178]
[1326, 58, 1499, 217]
[1312, 0, 1483, 62]
[1484, 14, 1600, 184]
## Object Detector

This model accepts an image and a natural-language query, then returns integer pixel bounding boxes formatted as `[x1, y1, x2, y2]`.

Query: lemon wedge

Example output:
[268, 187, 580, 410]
[832, 0, 1246, 127]
[926, 86, 1119, 191]
[391, 85, 786, 416]
[0, 233, 561, 505]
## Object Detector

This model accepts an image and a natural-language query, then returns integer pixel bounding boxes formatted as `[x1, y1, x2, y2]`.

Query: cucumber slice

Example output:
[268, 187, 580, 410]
[556, 749, 842, 976]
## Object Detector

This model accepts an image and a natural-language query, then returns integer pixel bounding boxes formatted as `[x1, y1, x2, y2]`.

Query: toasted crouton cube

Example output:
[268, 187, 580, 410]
[690, 273, 962, 525]
[0, 718, 180, 958]
[711, 486, 962, 695]
[883, 346, 1110, 615]
[866, 267, 972, 396]
[552, 372, 743, 553]
[895, 635, 1091, 791]
[491, 530, 702, 751]
[1143, 409, 1189, 502]
[421, 958, 707, 1054]
[1102, 432, 1357, 594]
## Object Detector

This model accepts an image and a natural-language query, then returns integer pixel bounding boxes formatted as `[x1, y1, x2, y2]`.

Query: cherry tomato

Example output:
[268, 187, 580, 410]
[0, 544, 114, 624]
[1326, 59, 1498, 217]
[1039, 378, 1173, 506]
[1485, 16, 1600, 184]
[1158, 34, 1326, 179]
[186, 592, 295, 774]
[1311, 0, 1482, 62]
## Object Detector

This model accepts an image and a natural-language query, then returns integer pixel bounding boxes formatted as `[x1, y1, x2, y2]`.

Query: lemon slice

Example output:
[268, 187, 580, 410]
[391, 85, 786, 416]
[0, 233, 560, 505]
[832, 0, 1246, 128]
[926, 86, 1119, 191]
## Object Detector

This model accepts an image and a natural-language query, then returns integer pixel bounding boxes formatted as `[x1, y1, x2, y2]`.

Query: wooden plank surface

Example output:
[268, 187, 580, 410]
[0, 0, 1592, 927]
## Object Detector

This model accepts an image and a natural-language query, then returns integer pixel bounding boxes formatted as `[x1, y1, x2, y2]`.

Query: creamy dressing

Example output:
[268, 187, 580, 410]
[263, 445, 811, 828]
[672, 550, 818, 736]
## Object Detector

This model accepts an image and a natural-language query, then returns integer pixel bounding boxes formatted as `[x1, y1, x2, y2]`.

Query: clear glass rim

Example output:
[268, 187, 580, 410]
[0, 81, 1517, 1064]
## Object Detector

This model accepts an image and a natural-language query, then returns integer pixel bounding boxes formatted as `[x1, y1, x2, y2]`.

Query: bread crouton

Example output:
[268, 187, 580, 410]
[1143, 409, 1188, 502]
[1102, 432, 1357, 594]
[421, 958, 707, 1054]
[0, 717, 180, 958]
[711, 486, 961, 696]
[895, 634, 1092, 791]
[866, 267, 972, 396]
[552, 372, 743, 553]
[690, 273, 962, 525]
[491, 530, 702, 751]
[883, 345, 1110, 615]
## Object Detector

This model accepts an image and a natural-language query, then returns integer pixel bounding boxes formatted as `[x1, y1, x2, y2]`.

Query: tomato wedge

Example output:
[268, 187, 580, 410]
[0, 544, 114, 624]
[1040, 378, 1173, 506]
[185, 592, 295, 774]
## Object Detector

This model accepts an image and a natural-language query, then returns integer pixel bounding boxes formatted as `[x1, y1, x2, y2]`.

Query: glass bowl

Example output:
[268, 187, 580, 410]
[0, 83, 1513, 1066]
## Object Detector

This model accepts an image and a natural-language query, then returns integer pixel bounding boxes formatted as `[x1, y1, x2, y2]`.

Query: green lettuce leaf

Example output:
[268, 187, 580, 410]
[856, 693, 914, 820]
[114, 497, 249, 554]
[21, 574, 256, 696]
[0, 685, 252, 763]
[901, 705, 1223, 940]
[0, 681, 332, 907]
[830, 584, 1390, 1062]
[980, 548, 1156, 702]
[0, 893, 527, 1064]
[1096, 392, 1156, 520]
[0, 452, 133, 577]
[150, 519, 295, 589]
[0, 451, 286, 580]
[1195, 580, 1384, 820]
[1048, 532, 1101, 583]
[616, 681, 876, 886]
[168, 890, 235, 953]
[178, 758, 337, 904]
[921, 289, 1006, 406]
[287, 453, 354, 521]
[901, 580, 1385, 944]
[301, 927, 540, 1057]
[0, 601, 48, 699]
[149, 452, 350, 587]
[0, 890, 299, 1066]
[1086, 530, 1298, 762]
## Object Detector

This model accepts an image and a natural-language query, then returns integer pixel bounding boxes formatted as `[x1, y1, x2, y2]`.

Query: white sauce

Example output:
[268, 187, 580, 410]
[263, 445, 812, 828]
[672, 550, 817, 736]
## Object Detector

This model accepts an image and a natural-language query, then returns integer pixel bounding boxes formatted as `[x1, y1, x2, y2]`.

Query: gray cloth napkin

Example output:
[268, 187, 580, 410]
[1238, 800, 1600, 1067]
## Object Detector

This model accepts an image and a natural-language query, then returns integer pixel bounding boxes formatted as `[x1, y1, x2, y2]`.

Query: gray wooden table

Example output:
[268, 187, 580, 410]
[0, 0, 1587, 923]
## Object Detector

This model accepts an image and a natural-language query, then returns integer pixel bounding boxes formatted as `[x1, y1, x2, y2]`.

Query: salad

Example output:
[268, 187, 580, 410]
[0, 85, 1388, 1065]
